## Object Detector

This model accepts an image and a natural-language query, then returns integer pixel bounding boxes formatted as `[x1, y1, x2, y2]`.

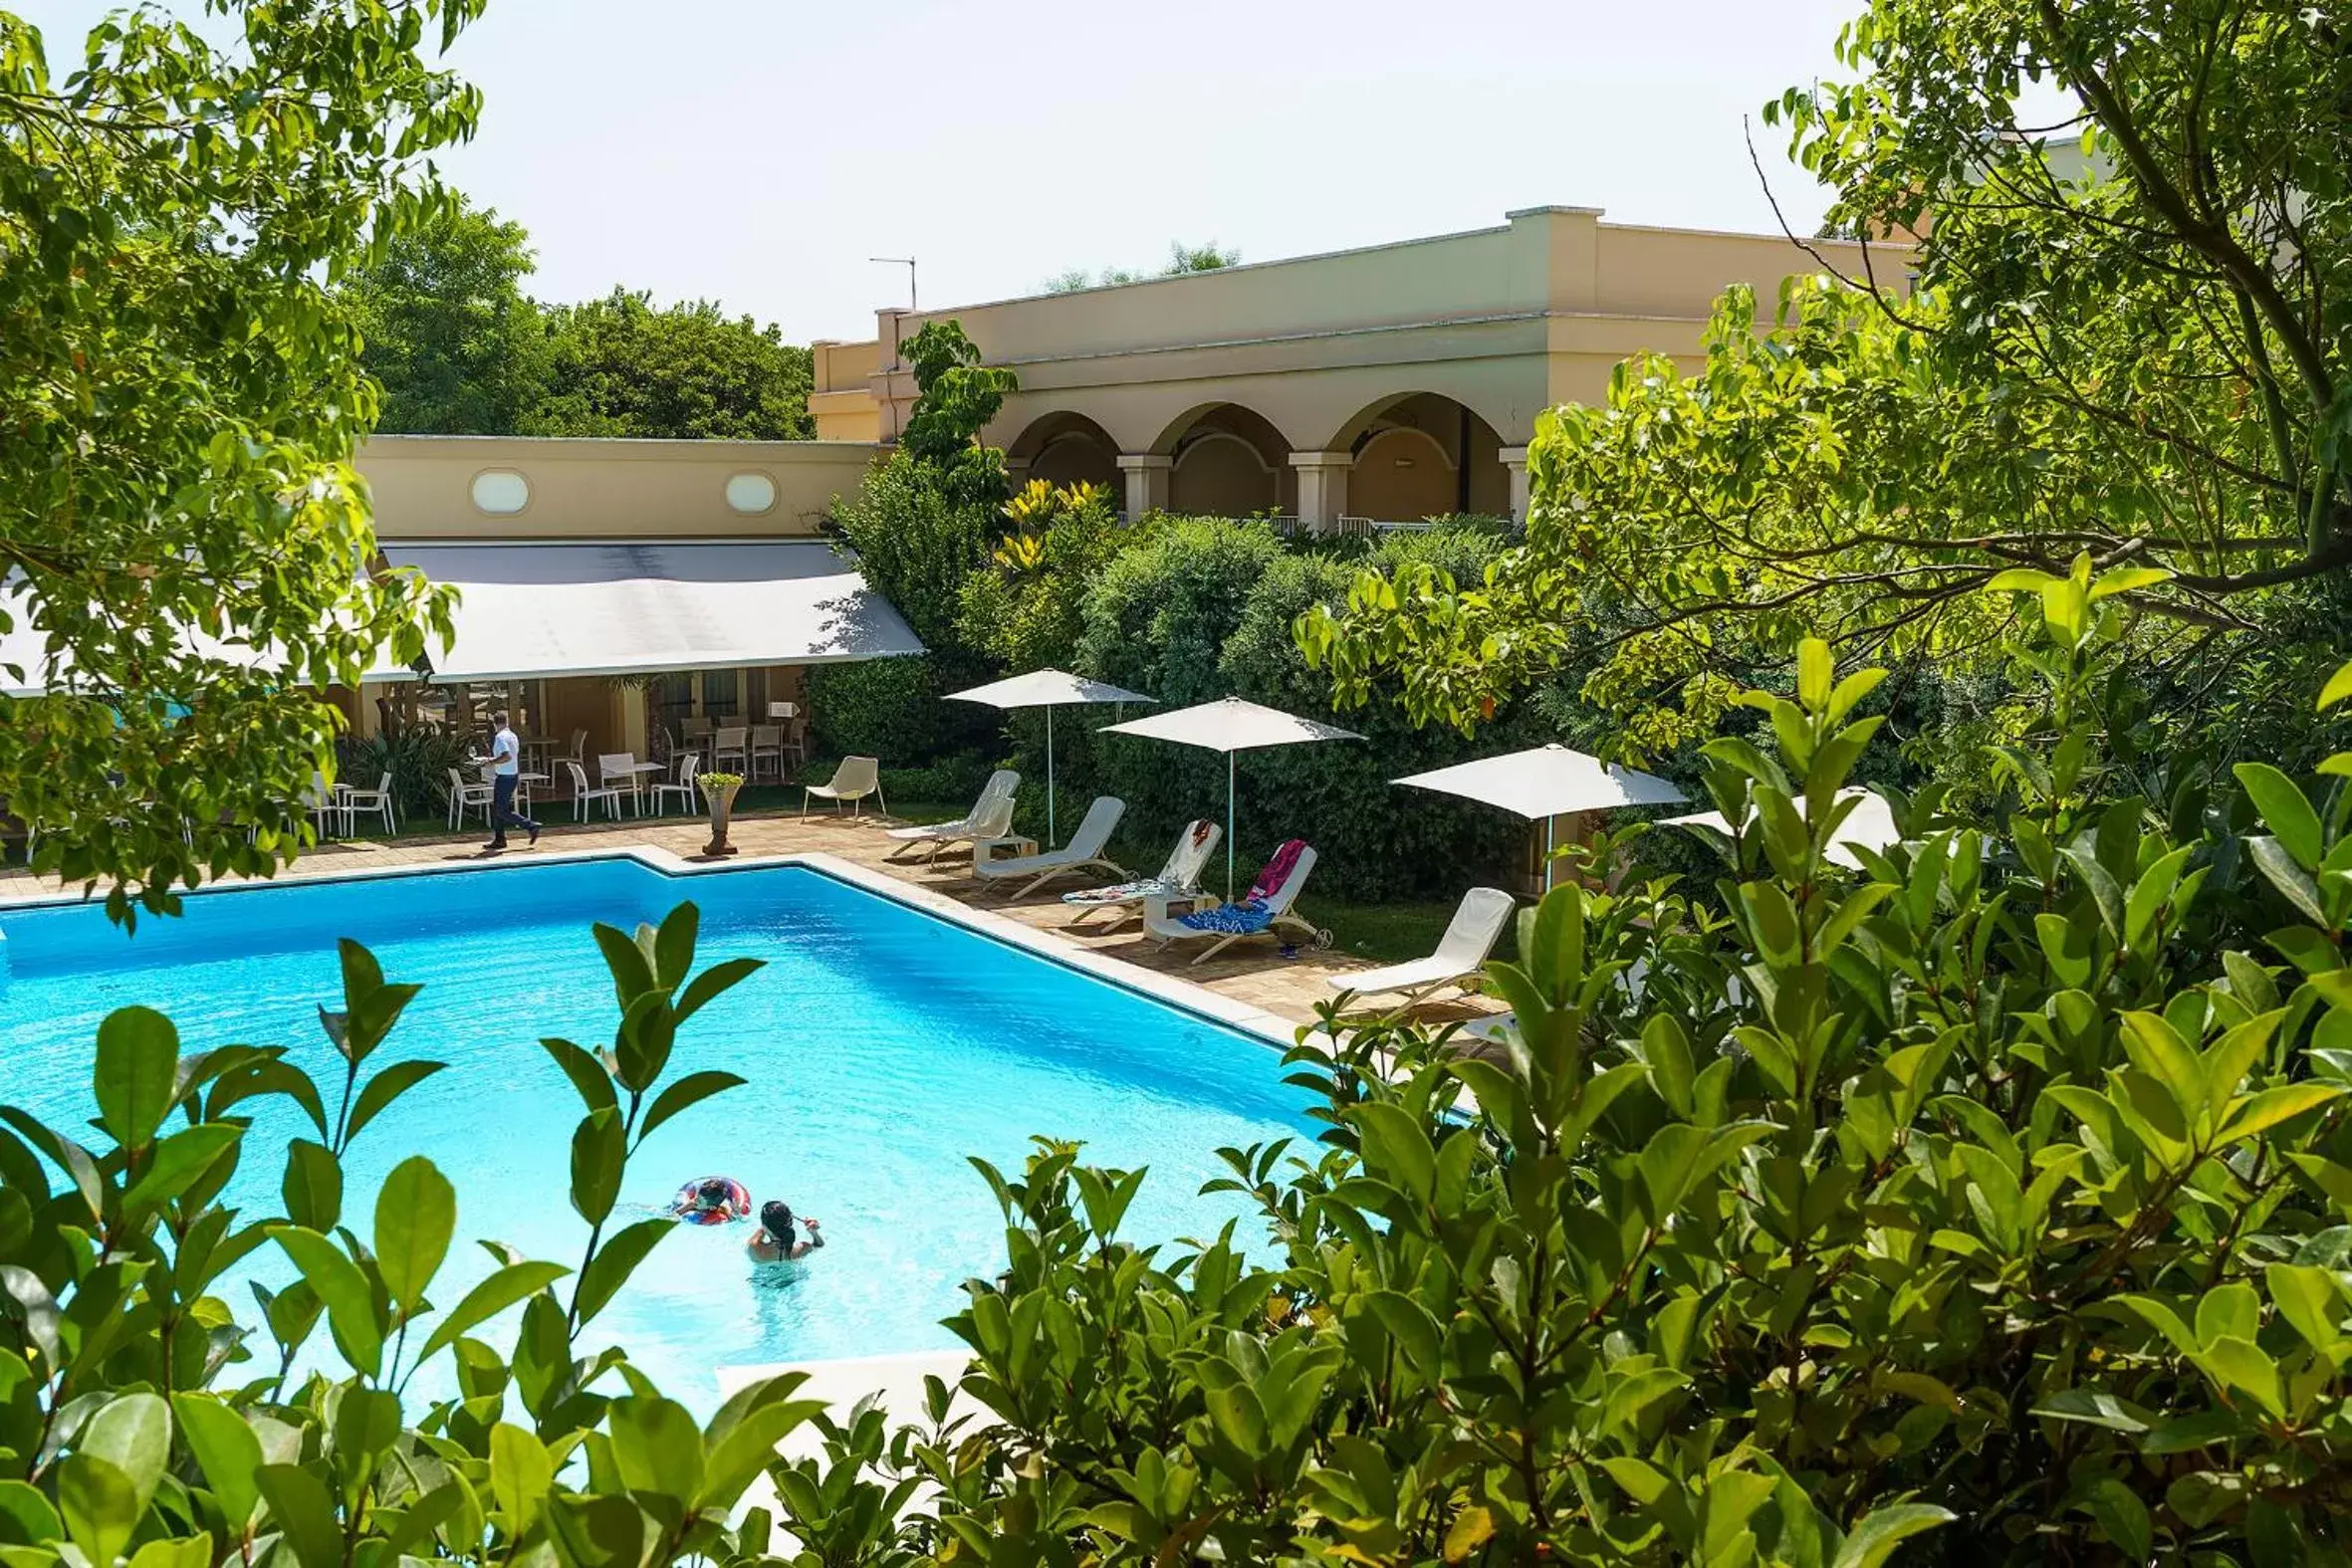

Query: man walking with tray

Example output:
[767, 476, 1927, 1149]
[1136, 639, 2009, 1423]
[478, 708, 541, 852]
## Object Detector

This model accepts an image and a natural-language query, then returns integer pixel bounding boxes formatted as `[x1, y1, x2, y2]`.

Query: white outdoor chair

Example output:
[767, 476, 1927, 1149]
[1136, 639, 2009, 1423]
[650, 752, 701, 815]
[885, 769, 1020, 862]
[341, 772, 397, 838]
[565, 760, 626, 822]
[768, 701, 807, 766]
[445, 767, 494, 831]
[972, 795, 1127, 898]
[802, 755, 884, 816]
[596, 753, 642, 816]
[1144, 842, 1327, 965]
[713, 725, 749, 774]
[749, 725, 786, 782]
[1062, 818, 1222, 931]
[1325, 886, 1516, 1008]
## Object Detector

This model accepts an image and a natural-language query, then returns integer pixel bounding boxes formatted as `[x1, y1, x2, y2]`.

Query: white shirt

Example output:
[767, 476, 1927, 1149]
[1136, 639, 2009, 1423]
[491, 726, 521, 778]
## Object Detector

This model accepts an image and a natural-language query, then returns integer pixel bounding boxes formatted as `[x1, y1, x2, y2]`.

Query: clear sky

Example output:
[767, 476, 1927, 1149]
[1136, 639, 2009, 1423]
[19, 0, 1868, 342]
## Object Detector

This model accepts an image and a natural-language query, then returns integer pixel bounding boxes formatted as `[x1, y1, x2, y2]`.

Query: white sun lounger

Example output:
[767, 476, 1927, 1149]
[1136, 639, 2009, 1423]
[1062, 818, 1221, 931]
[971, 795, 1126, 899]
[1143, 843, 1324, 965]
[884, 770, 1019, 862]
[1326, 886, 1516, 1008]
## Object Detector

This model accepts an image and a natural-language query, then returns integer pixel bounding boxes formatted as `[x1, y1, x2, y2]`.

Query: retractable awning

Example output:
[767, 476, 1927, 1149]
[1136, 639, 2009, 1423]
[372, 539, 925, 684]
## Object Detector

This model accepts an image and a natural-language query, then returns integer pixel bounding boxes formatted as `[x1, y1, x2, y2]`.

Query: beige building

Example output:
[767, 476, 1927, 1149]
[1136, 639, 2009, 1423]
[811, 205, 1892, 527]
[341, 435, 914, 765]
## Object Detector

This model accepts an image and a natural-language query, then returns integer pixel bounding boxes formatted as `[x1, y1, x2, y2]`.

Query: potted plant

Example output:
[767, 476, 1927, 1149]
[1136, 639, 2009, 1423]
[697, 771, 745, 857]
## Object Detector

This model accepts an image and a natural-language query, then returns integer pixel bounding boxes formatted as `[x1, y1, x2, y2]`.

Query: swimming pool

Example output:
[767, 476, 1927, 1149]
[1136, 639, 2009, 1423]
[0, 855, 1315, 1402]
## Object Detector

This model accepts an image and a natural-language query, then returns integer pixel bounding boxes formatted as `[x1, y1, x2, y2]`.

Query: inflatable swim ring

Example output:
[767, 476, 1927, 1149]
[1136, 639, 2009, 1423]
[673, 1176, 751, 1225]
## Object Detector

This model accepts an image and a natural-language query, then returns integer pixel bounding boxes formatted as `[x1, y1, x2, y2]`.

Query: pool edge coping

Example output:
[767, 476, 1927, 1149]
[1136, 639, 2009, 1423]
[0, 842, 1305, 1049]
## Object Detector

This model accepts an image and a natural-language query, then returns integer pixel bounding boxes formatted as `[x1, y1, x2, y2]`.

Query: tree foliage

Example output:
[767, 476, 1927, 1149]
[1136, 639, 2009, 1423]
[345, 197, 547, 436]
[1044, 240, 1241, 294]
[1298, 0, 2352, 765]
[0, 1, 470, 917]
[347, 202, 812, 441]
[523, 290, 811, 442]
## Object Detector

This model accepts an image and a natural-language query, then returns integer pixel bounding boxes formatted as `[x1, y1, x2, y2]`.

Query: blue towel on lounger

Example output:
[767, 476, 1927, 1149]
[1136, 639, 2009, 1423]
[1179, 899, 1274, 935]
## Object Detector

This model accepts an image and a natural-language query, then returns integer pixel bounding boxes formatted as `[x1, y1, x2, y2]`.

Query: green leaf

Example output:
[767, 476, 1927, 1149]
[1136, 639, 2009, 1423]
[2199, 1334, 2283, 1417]
[344, 1060, 446, 1146]
[80, 1393, 170, 1517]
[1349, 1103, 1437, 1204]
[269, 1227, 383, 1378]
[541, 1038, 617, 1116]
[374, 1156, 455, 1314]
[607, 1396, 703, 1502]
[57, 1455, 139, 1566]
[281, 1138, 344, 1232]
[122, 1123, 243, 1215]
[2320, 657, 2352, 711]
[2248, 836, 2328, 925]
[414, 1260, 571, 1367]
[652, 902, 699, 992]
[570, 1107, 625, 1226]
[2236, 764, 2323, 870]
[572, 1217, 673, 1328]
[256, 1463, 344, 1568]
[1831, 1503, 1956, 1568]
[1601, 1367, 1687, 1431]
[673, 957, 764, 1025]
[636, 1070, 746, 1144]
[697, 1397, 822, 1512]
[1796, 638, 1832, 709]
[1363, 1289, 1442, 1370]
[2080, 1477, 2151, 1563]
[172, 1393, 263, 1527]
[2264, 1263, 2348, 1359]
[2029, 1388, 2148, 1433]
[489, 1423, 553, 1534]
[2221, 1082, 2344, 1145]
[2117, 1012, 2203, 1120]
[94, 1008, 180, 1151]
[592, 922, 659, 1008]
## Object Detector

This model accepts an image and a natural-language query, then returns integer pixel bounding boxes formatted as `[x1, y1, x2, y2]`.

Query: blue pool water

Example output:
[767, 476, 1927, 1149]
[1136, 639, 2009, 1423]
[0, 857, 1315, 1403]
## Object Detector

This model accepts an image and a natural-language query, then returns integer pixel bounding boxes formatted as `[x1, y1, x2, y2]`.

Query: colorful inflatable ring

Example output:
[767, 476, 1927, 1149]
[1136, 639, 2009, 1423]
[673, 1176, 751, 1225]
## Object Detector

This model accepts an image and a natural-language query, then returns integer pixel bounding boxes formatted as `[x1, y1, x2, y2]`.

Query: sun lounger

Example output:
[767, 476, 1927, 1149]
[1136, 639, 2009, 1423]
[885, 770, 1020, 861]
[1143, 839, 1326, 964]
[1326, 886, 1515, 1008]
[1062, 818, 1220, 930]
[802, 756, 885, 816]
[971, 795, 1126, 898]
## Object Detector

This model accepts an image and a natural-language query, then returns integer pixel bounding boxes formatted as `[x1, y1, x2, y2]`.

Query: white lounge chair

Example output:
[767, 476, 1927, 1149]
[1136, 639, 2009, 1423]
[1144, 840, 1327, 965]
[972, 795, 1126, 899]
[1326, 886, 1515, 1008]
[803, 755, 884, 816]
[1062, 818, 1221, 931]
[342, 772, 397, 838]
[885, 770, 1020, 861]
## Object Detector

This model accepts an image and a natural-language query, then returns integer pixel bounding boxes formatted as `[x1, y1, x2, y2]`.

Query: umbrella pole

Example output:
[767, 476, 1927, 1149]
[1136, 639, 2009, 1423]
[1227, 750, 1237, 901]
[1545, 815, 1554, 894]
[1046, 705, 1057, 849]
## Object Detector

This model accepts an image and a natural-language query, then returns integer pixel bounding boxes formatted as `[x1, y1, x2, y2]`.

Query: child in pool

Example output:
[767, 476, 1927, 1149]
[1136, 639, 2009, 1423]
[747, 1201, 823, 1261]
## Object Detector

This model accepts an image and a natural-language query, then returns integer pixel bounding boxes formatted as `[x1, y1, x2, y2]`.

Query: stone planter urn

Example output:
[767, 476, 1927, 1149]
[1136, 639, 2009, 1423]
[699, 773, 744, 857]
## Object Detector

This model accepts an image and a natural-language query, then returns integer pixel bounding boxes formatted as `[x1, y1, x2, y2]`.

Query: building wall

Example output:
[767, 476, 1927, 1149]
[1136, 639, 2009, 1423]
[810, 206, 1900, 458]
[356, 435, 880, 540]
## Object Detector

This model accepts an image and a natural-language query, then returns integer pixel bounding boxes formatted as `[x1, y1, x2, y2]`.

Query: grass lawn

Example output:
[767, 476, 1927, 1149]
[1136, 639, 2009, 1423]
[1295, 894, 1519, 966]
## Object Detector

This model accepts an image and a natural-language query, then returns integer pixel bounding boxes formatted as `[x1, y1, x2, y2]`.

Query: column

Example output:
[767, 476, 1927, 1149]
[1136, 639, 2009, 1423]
[1290, 451, 1353, 535]
[1116, 453, 1172, 519]
[1500, 445, 1531, 523]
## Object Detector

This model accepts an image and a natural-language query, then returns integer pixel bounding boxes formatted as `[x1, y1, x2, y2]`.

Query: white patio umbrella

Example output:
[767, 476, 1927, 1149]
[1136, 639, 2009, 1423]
[1099, 696, 1360, 898]
[1663, 786, 1900, 870]
[947, 668, 1152, 847]
[1392, 742, 1686, 890]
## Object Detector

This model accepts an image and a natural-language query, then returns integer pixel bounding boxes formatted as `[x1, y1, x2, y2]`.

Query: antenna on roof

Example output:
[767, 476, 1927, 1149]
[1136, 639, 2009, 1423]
[868, 256, 916, 313]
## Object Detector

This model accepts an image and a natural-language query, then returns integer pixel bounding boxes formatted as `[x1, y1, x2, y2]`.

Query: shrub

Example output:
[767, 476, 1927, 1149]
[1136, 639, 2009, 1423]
[814, 579, 2352, 1563]
[826, 452, 995, 655]
[335, 720, 473, 826]
[806, 654, 990, 767]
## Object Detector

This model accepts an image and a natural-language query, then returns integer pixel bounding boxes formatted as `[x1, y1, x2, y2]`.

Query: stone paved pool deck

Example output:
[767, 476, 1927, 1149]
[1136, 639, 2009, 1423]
[0, 806, 1506, 1031]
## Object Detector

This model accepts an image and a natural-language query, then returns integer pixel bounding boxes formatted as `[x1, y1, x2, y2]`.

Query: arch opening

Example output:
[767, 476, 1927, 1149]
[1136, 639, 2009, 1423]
[1154, 403, 1294, 519]
[1326, 392, 1512, 524]
[1005, 411, 1120, 495]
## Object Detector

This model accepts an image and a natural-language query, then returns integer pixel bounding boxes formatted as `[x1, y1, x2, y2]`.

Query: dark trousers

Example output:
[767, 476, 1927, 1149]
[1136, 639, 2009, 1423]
[491, 773, 539, 843]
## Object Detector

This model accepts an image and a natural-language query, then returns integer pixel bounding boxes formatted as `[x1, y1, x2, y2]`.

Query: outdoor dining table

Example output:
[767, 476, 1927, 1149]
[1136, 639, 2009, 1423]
[607, 759, 666, 814]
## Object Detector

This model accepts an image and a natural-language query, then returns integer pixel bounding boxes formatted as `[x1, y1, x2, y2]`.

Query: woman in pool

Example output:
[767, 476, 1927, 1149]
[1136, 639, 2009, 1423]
[671, 1177, 752, 1225]
[747, 1201, 823, 1261]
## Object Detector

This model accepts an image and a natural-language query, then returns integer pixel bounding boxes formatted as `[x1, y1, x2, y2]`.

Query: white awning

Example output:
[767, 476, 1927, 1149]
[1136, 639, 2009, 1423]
[373, 539, 924, 684]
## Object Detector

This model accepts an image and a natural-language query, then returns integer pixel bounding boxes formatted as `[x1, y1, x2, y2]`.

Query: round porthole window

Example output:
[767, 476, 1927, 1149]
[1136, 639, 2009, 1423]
[725, 472, 778, 515]
[470, 469, 530, 515]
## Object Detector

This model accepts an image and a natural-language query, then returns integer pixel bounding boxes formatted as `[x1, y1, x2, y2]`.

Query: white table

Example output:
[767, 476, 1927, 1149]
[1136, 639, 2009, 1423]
[603, 760, 666, 814]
